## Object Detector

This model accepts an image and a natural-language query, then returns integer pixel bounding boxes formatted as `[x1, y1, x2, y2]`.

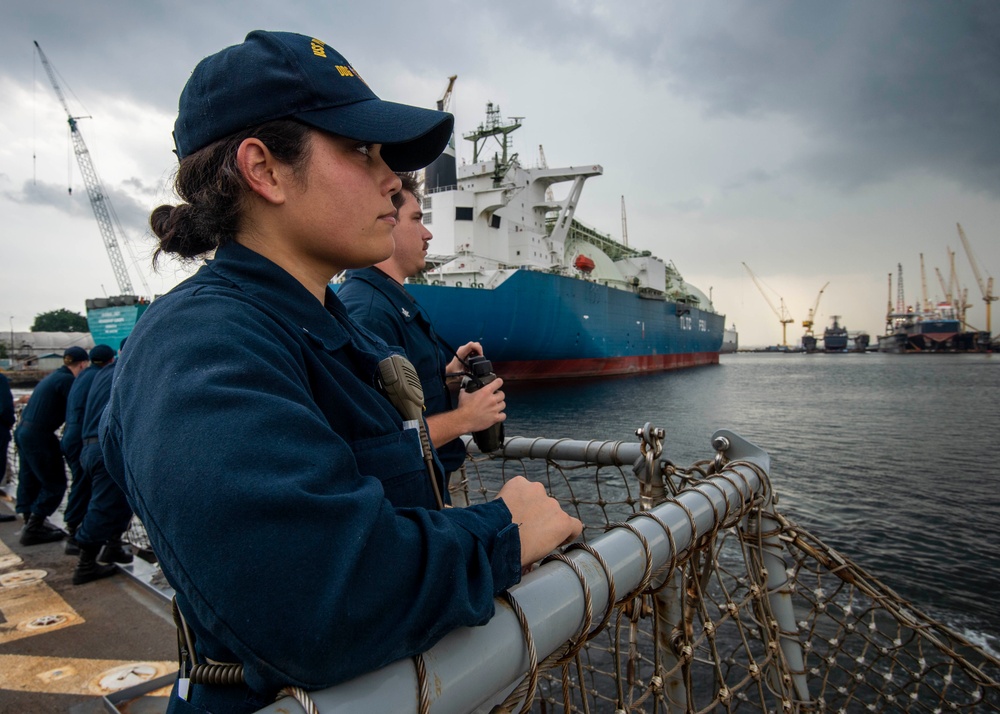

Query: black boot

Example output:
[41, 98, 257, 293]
[73, 544, 118, 585]
[64, 524, 81, 555]
[98, 539, 133, 564]
[19, 514, 66, 546]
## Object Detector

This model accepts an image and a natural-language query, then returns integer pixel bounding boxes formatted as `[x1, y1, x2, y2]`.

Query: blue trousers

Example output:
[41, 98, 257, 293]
[14, 426, 67, 517]
[61, 437, 91, 530]
[1, 429, 10, 483]
[76, 443, 133, 546]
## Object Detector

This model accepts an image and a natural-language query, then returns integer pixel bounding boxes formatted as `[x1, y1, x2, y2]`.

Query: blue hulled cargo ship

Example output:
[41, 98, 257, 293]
[396, 103, 725, 380]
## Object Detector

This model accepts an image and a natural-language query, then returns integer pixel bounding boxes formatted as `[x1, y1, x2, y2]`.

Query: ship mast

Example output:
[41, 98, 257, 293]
[464, 102, 521, 186]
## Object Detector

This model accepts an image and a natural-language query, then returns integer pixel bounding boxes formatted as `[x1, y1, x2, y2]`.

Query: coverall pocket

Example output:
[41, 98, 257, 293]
[351, 429, 438, 507]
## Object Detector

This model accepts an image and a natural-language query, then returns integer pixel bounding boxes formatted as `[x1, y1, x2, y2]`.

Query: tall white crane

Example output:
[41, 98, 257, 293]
[34, 40, 141, 296]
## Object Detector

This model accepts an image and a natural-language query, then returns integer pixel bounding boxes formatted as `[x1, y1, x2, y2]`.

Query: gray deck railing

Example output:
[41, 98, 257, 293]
[255, 429, 805, 714]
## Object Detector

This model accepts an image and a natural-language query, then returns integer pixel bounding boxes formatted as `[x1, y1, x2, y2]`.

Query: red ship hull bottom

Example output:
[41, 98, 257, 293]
[494, 351, 720, 381]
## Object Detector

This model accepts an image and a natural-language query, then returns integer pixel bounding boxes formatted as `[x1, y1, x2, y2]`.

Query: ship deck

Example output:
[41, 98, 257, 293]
[0, 499, 176, 713]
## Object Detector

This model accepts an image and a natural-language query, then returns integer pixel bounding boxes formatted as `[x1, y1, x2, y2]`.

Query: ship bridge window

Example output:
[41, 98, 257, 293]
[422, 197, 432, 209]
[456, 207, 473, 221]
[491, 215, 501, 229]
[422, 213, 432, 225]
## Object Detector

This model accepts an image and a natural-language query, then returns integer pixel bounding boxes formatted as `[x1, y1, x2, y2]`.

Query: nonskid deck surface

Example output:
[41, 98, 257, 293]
[0, 500, 176, 713]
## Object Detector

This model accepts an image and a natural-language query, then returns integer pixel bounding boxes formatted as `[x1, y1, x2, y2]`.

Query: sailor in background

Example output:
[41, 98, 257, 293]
[0, 371, 14, 522]
[61, 343, 116, 552]
[72, 345, 133, 584]
[14, 345, 89, 544]
[99, 31, 581, 713]
[339, 172, 506, 501]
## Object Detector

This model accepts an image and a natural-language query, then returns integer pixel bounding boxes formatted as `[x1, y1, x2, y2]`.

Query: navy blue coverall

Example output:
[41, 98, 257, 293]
[61, 363, 101, 529]
[338, 267, 467, 474]
[77, 361, 131, 547]
[14, 365, 75, 517]
[1, 373, 13, 485]
[100, 242, 521, 713]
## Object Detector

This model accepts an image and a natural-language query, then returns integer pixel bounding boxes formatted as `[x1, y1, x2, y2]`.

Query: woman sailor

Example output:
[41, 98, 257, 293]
[100, 30, 582, 714]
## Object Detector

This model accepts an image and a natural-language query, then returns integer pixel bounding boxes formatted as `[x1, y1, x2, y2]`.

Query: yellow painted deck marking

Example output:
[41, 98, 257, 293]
[0, 580, 83, 644]
[0, 654, 174, 695]
[0, 536, 23, 569]
[0, 535, 83, 644]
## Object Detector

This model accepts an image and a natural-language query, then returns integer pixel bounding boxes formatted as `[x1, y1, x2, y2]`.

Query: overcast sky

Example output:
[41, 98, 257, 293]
[1, 0, 997, 348]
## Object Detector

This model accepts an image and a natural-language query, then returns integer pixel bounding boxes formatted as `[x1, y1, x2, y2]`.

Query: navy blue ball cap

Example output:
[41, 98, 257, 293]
[173, 31, 454, 171]
[89, 344, 116, 364]
[63, 346, 89, 363]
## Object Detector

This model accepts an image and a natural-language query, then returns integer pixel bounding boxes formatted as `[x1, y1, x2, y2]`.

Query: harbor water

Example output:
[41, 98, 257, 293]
[502, 351, 1000, 656]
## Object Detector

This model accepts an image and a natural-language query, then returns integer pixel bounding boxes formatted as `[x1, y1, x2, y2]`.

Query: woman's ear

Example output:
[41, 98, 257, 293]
[236, 138, 287, 205]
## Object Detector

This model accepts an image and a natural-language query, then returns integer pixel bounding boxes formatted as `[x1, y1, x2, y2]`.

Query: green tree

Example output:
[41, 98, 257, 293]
[31, 309, 89, 333]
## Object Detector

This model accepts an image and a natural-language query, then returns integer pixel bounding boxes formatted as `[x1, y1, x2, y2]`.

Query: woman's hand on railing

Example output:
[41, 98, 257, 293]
[497, 476, 583, 567]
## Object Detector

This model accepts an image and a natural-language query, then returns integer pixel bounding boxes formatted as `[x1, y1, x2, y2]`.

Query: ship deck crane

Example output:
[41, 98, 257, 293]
[34, 41, 146, 296]
[802, 281, 830, 336]
[956, 222, 996, 333]
[742, 263, 794, 347]
[620, 195, 628, 247]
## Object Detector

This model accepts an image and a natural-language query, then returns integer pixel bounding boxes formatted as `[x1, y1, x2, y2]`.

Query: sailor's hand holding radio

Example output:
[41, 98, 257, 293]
[498, 476, 584, 567]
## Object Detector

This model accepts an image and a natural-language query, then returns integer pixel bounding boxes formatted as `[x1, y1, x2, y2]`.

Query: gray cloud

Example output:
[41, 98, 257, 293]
[489, 0, 1000, 197]
[724, 169, 776, 193]
[669, 197, 707, 213]
[6, 179, 152, 239]
[5, 180, 90, 216]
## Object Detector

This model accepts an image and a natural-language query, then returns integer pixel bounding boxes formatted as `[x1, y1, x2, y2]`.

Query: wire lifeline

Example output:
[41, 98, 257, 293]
[276, 686, 319, 714]
[606, 519, 654, 604]
[414, 652, 431, 714]
[490, 590, 539, 714]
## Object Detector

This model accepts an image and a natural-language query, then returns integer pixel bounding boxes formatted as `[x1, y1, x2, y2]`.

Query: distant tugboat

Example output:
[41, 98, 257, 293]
[822, 316, 849, 352]
[720, 325, 739, 354]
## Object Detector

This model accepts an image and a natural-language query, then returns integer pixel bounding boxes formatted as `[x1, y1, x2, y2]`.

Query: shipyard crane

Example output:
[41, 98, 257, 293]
[885, 272, 893, 334]
[896, 262, 907, 315]
[436, 74, 457, 112]
[919, 253, 931, 313]
[956, 222, 996, 333]
[947, 247, 973, 329]
[801, 281, 830, 336]
[742, 263, 794, 347]
[34, 41, 144, 296]
[935, 266, 951, 307]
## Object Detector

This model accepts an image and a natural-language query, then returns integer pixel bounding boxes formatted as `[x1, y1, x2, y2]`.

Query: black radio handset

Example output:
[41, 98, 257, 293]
[377, 354, 444, 509]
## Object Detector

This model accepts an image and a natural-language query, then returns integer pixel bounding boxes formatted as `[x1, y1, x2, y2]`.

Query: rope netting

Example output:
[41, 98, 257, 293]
[454, 433, 1000, 714]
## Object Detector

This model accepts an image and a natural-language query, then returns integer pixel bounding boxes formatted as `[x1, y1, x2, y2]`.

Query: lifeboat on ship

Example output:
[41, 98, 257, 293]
[574, 255, 596, 274]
